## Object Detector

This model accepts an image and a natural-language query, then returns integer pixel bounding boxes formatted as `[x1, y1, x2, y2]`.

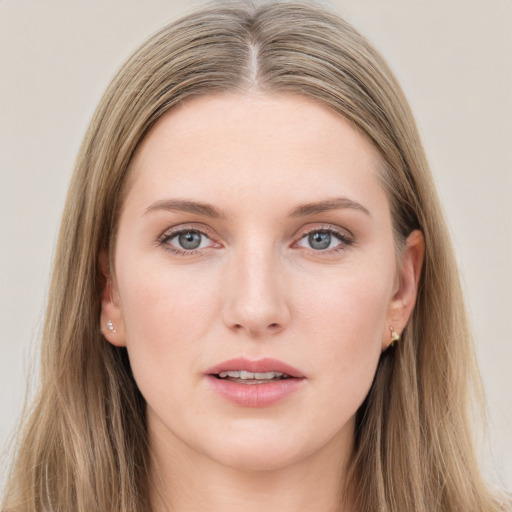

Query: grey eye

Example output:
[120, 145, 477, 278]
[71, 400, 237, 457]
[308, 231, 331, 250]
[177, 231, 202, 250]
[163, 228, 216, 253]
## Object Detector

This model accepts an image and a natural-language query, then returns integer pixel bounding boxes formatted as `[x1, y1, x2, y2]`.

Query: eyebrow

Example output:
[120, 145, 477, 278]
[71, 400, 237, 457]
[144, 199, 225, 218]
[144, 196, 370, 219]
[289, 197, 370, 217]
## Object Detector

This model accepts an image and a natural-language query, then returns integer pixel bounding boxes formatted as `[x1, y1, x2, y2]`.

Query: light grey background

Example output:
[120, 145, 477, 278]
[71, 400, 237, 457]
[1, 0, 511, 491]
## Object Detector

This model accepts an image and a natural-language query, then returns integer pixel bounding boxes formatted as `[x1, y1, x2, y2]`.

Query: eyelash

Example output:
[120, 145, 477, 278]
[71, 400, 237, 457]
[295, 225, 354, 254]
[158, 225, 218, 256]
[157, 224, 354, 256]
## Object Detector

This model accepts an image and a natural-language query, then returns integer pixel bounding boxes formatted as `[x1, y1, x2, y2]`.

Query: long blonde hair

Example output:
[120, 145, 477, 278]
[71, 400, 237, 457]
[2, 2, 504, 511]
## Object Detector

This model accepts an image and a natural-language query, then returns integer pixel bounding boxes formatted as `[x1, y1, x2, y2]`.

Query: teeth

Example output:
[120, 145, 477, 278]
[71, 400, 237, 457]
[218, 371, 240, 378]
[218, 371, 286, 379]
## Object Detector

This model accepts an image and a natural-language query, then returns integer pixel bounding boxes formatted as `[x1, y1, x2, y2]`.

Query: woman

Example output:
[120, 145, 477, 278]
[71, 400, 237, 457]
[2, 1, 508, 511]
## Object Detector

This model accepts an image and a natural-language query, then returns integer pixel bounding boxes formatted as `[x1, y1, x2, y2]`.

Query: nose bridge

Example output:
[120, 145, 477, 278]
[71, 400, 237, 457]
[223, 237, 289, 335]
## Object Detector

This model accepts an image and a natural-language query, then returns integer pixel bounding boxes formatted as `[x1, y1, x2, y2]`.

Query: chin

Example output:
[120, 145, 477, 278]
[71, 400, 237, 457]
[199, 425, 325, 473]
[214, 445, 305, 473]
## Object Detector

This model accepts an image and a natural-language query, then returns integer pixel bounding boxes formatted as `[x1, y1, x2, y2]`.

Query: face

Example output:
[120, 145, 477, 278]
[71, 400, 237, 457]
[101, 93, 422, 473]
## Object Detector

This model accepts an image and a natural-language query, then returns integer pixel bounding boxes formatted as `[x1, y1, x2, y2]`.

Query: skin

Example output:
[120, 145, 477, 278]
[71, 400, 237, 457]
[101, 93, 424, 512]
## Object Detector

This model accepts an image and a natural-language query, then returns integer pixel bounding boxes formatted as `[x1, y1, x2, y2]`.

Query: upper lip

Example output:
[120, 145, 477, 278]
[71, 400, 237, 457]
[205, 357, 305, 378]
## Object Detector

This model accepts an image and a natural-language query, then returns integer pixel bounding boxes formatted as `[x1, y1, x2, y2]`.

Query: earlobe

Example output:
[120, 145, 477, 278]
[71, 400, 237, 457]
[99, 251, 126, 347]
[383, 230, 425, 350]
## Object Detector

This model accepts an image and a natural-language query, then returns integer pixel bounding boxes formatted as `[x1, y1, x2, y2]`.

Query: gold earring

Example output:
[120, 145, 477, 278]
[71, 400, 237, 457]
[106, 320, 116, 333]
[389, 326, 400, 346]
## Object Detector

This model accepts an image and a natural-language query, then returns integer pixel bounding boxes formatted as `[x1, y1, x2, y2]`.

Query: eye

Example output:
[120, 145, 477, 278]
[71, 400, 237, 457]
[161, 229, 215, 253]
[307, 231, 333, 250]
[296, 228, 352, 251]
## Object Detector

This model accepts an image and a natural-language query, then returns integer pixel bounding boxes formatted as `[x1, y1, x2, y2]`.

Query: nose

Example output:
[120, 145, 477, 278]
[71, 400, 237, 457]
[221, 246, 290, 337]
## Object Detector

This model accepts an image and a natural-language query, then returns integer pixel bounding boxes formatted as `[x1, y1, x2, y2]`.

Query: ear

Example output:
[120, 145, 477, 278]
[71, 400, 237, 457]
[382, 230, 424, 351]
[99, 251, 126, 347]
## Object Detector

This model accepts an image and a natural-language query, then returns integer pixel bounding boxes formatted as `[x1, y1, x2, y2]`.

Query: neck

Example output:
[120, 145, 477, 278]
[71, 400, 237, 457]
[148, 419, 355, 512]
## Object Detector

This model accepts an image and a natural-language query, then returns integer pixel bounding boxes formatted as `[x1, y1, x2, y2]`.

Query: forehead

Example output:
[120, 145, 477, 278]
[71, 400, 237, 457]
[124, 92, 386, 215]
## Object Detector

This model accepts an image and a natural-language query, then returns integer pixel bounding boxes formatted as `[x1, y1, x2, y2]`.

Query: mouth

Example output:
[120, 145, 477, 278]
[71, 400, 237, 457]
[204, 358, 305, 407]
[214, 370, 291, 384]
[205, 357, 305, 381]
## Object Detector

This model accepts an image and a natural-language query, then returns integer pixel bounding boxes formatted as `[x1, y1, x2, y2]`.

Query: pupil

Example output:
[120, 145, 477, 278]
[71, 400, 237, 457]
[179, 231, 201, 250]
[309, 231, 331, 250]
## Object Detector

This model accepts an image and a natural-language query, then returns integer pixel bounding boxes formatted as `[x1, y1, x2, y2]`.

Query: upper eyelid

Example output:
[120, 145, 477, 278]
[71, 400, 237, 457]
[158, 223, 216, 240]
[294, 223, 353, 240]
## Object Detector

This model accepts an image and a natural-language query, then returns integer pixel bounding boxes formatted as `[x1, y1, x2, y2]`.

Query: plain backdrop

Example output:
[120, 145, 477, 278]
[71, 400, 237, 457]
[1, 0, 511, 491]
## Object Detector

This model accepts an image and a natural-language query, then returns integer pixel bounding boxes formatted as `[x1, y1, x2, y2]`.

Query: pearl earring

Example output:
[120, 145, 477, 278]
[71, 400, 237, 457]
[107, 320, 116, 333]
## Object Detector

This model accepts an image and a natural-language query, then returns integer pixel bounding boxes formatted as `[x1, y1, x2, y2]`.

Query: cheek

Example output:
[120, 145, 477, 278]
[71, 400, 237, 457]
[293, 263, 393, 401]
[116, 260, 221, 381]
[296, 260, 392, 342]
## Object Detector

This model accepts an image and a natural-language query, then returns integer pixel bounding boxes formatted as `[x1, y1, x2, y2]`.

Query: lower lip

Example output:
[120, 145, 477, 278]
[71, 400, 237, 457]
[205, 375, 305, 407]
